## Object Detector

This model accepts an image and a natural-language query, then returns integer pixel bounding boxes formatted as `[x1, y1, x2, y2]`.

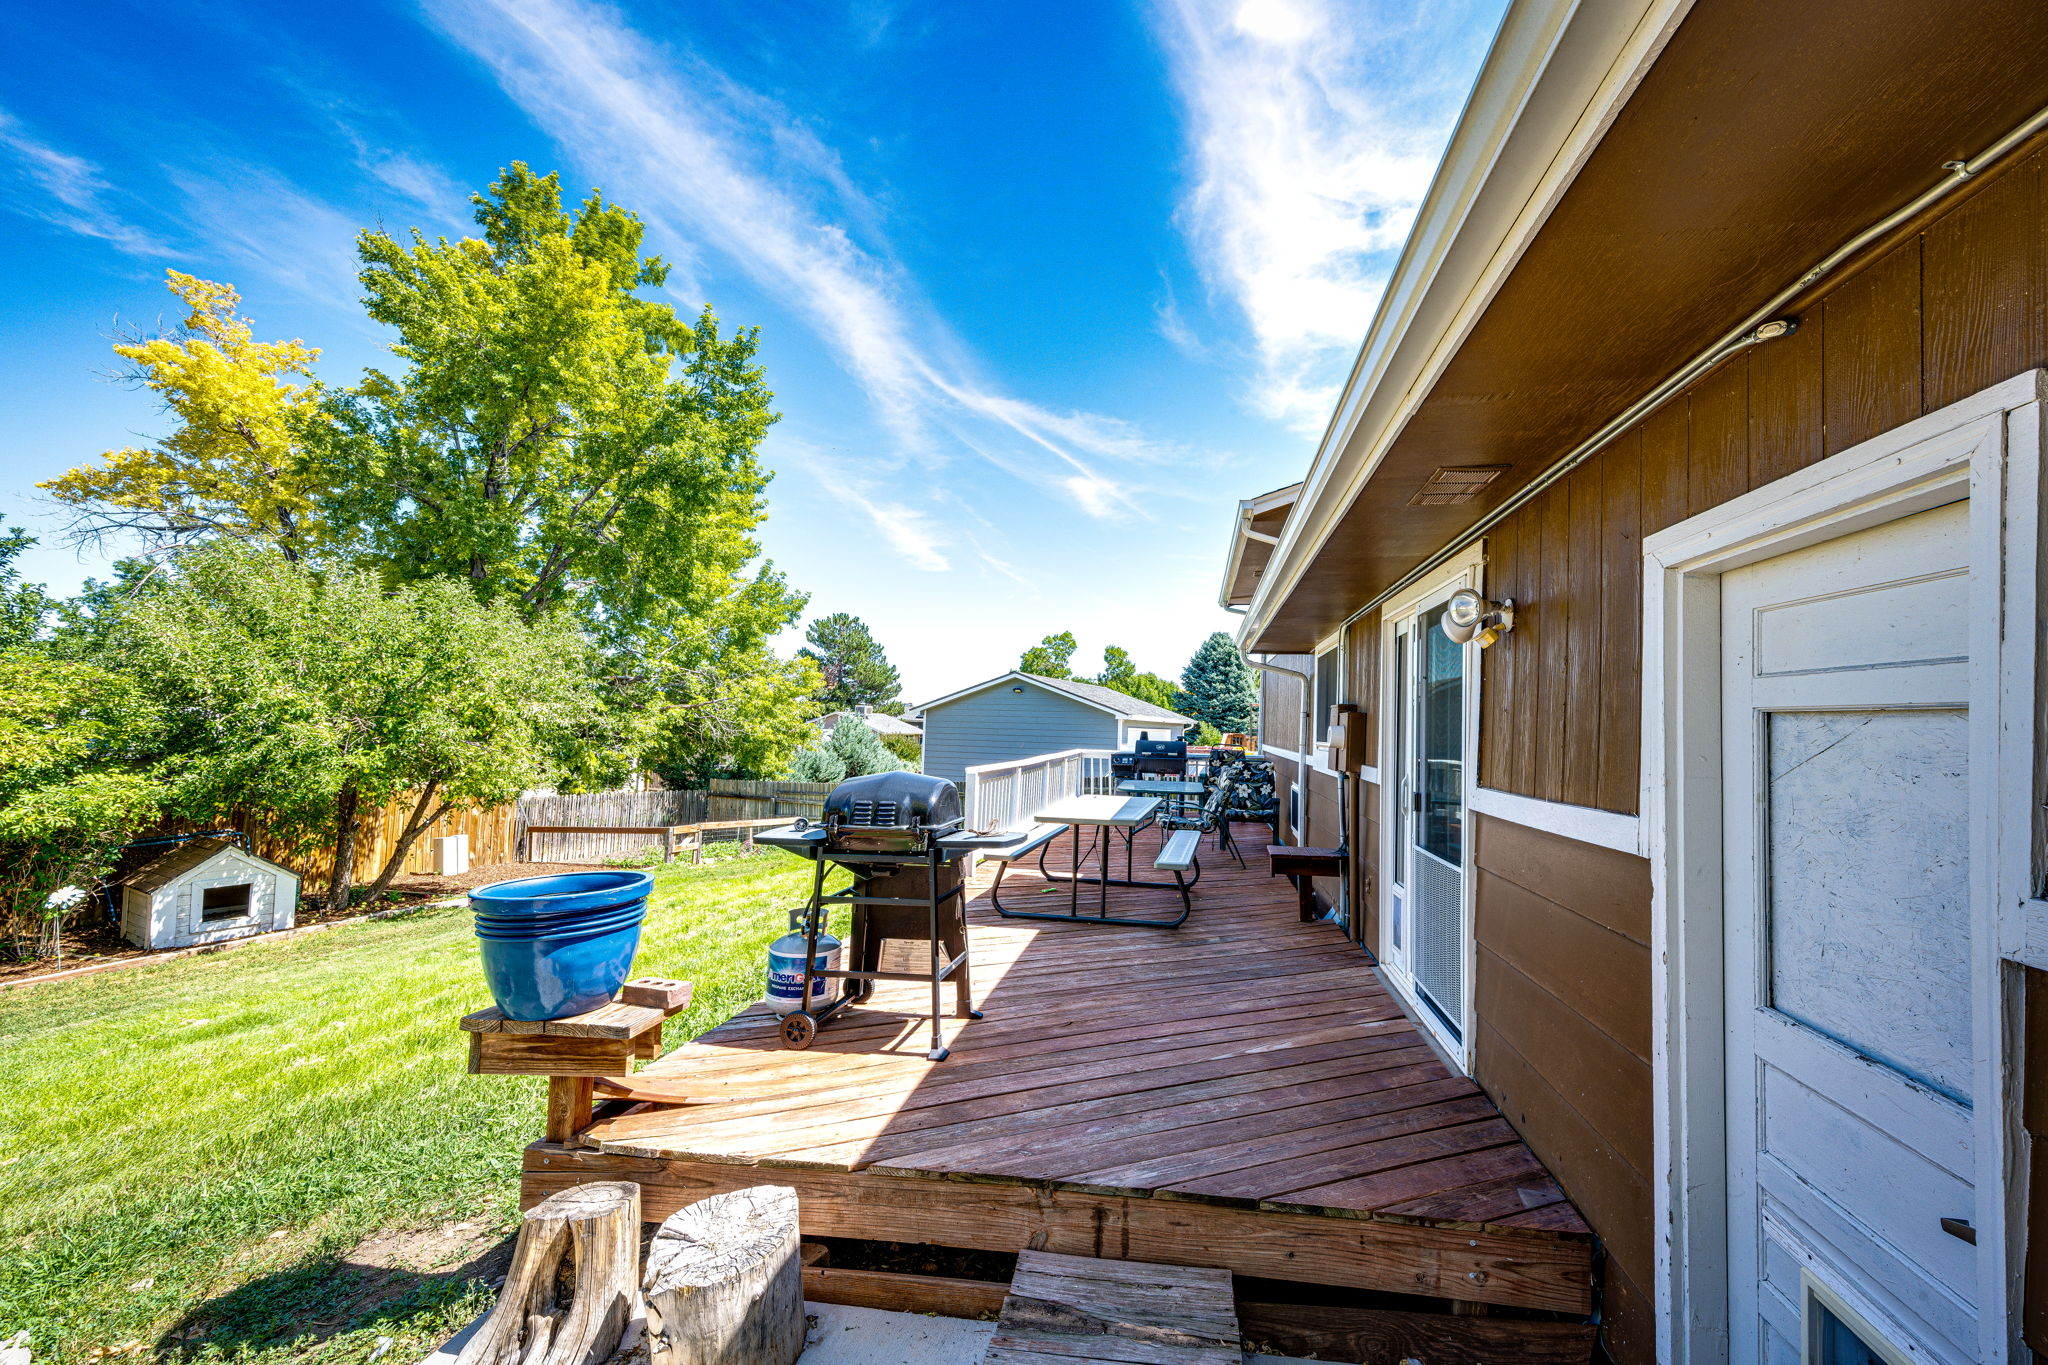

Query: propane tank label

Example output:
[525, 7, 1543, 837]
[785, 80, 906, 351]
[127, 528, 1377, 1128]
[766, 933, 840, 1013]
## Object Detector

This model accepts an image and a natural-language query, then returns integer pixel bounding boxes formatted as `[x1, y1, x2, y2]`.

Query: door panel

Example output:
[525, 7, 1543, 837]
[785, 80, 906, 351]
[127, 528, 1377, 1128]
[1722, 500, 1976, 1365]
[1765, 707, 1972, 1100]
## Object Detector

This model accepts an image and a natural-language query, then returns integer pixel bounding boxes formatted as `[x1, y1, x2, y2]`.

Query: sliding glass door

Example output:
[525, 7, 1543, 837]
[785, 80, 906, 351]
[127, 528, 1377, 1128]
[1384, 595, 1469, 1045]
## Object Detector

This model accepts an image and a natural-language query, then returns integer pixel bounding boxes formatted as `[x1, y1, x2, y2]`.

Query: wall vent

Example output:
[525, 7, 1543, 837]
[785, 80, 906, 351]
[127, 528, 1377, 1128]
[1409, 464, 1510, 507]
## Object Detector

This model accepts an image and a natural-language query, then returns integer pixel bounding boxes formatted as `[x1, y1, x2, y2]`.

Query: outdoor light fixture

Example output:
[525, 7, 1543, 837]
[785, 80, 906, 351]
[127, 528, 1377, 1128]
[1442, 588, 1514, 647]
[1011, 685, 1025, 692]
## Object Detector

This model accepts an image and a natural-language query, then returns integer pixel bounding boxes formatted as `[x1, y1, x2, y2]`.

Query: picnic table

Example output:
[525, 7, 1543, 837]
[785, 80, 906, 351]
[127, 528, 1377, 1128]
[982, 794, 1198, 929]
[1116, 777, 1206, 819]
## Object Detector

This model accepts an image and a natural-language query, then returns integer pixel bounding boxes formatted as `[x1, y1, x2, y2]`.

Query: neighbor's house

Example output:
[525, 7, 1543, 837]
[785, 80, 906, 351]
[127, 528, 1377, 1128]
[118, 837, 299, 950]
[811, 706, 922, 740]
[913, 672, 1191, 785]
[1223, 0, 2048, 1361]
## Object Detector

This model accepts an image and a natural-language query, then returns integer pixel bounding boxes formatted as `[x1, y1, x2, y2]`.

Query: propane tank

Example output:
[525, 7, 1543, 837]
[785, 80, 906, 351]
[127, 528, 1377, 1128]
[765, 931, 841, 1014]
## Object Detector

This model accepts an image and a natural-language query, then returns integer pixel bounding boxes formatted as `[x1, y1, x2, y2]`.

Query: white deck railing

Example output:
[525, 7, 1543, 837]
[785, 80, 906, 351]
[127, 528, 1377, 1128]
[961, 748, 1119, 835]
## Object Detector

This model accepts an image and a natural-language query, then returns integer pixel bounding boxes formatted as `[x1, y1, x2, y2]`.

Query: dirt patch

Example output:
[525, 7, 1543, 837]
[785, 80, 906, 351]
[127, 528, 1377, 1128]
[379, 862, 607, 899]
[350, 1220, 516, 1277]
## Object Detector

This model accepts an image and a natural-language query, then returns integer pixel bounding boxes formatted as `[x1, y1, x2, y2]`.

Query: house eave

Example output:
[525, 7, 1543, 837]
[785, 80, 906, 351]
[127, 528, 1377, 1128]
[1237, 0, 1689, 651]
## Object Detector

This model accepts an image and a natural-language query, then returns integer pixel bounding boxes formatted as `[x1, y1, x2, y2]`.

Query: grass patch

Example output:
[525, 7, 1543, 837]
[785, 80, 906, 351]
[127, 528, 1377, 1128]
[0, 852, 817, 1365]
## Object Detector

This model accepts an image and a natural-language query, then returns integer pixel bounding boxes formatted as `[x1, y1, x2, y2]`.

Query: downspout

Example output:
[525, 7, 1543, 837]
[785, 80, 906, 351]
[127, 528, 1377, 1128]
[1244, 653, 1350, 933]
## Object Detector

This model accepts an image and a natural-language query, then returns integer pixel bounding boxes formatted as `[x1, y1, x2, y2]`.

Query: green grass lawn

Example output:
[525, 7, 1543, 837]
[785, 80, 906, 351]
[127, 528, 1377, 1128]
[0, 852, 819, 1365]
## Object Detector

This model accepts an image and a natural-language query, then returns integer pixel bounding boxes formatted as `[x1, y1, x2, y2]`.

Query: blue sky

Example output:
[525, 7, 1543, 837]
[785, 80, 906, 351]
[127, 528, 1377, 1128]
[0, 0, 1504, 701]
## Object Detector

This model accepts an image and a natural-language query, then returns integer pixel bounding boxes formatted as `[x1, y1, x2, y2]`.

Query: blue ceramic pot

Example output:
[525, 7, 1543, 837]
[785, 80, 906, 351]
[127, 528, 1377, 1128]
[473, 898, 649, 928]
[470, 870, 654, 918]
[470, 871, 653, 1019]
[476, 917, 644, 1020]
[474, 907, 647, 940]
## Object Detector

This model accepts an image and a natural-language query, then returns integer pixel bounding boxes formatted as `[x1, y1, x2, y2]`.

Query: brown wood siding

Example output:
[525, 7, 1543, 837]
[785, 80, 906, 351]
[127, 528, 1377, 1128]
[1471, 814, 1652, 1365]
[1342, 612, 1380, 767]
[1257, 656, 1310, 754]
[1342, 612, 1381, 946]
[1304, 768, 1342, 914]
[1478, 147, 2048, 814]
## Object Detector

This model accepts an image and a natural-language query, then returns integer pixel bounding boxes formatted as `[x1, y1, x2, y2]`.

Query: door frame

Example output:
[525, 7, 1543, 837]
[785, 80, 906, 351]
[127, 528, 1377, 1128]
[1644, 371, 2047, 1365]
[1377, 543, 1486, 1069]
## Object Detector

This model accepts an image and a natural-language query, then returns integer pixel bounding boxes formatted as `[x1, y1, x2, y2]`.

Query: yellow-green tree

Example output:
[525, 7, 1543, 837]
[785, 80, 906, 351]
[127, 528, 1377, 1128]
[40, 272, 326, 561]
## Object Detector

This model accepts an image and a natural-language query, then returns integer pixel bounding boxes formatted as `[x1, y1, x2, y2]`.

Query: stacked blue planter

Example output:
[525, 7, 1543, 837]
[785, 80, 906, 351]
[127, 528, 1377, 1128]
[470, 870, 653, 1020]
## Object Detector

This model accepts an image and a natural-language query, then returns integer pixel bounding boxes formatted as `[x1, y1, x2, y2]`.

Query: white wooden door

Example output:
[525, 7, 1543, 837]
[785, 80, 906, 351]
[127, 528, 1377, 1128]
[1720, 499, 1978, 1364]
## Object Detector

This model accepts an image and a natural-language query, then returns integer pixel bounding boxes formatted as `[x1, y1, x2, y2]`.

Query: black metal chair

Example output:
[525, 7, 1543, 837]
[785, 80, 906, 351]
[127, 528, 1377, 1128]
[1158, 777, 1244, 868]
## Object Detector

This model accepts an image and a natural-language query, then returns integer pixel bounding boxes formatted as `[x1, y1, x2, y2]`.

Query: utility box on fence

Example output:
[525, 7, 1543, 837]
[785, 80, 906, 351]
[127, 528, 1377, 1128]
[117, 838, 299, 950]
[433, 833, 471, 877]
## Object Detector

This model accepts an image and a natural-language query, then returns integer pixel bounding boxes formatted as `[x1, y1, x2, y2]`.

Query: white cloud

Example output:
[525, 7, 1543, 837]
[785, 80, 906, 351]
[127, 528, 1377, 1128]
[1151, 0, 1499, 428]
[422, 0, 1175, 523]
[835, 488, 952, 573]
[0, 109, 168, 256]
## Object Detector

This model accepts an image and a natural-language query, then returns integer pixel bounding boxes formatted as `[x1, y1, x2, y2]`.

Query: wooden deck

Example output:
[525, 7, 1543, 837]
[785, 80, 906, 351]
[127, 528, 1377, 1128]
[523, 825, 1595, 1317]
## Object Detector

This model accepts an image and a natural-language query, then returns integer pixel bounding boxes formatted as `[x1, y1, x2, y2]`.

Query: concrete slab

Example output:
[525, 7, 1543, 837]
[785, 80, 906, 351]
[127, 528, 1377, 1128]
[799, 1302, 995, 1363]
[422, 1298, 1325, 1365]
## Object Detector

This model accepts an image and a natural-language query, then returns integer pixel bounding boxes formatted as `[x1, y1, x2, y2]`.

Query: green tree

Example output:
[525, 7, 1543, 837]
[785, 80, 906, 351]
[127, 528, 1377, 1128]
[787, 716, 907, 783]
[800, 613, 901, 712]
[323, 164, 799, 655]
[1019, 630, 1078, 678]
[1176, 632, 1258, 736]
[878, 731, 922, 767]
[116, 543, 601, 913]
[1095, 645, 1179, 712]
[641, 643, 821, 789]
[0, 522, 53, 648]
[0, 650, 162, 957]
[40, 272, 328, 561]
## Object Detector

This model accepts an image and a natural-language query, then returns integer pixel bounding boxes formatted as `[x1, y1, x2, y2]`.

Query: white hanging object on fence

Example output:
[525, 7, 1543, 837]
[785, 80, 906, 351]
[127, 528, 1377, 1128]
[433, 833, 470, 876]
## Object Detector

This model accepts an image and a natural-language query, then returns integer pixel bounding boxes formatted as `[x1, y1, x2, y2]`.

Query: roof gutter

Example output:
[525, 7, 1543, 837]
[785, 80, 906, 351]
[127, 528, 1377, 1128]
[1239, 0, 1692, 651]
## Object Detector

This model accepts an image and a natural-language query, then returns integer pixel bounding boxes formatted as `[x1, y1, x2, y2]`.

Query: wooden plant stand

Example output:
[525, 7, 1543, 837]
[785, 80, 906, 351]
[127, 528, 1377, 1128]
[462, 977, 693, 1143]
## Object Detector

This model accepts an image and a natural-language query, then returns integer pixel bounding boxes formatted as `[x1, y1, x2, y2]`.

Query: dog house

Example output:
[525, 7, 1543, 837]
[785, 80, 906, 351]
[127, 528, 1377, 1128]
[118, 838, 299, 950]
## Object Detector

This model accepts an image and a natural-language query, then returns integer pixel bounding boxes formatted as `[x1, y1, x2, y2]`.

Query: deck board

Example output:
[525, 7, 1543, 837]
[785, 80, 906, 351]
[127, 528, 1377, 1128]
[557, 823, 1594, 1308]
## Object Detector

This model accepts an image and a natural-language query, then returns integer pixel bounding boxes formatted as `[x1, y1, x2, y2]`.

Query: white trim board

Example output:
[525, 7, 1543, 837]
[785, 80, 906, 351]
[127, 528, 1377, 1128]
[1468, 786, 1641, 856]
[1642, 370, 2046, 1365]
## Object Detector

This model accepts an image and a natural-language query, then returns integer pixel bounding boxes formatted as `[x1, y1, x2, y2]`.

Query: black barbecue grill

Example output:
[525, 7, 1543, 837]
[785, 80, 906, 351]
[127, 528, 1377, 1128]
[757, 773, 992, 1059]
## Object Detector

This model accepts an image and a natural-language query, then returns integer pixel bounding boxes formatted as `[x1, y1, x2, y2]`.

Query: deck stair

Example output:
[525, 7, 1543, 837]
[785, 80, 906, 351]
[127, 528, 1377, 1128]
[981, 1250, 1241, 1364]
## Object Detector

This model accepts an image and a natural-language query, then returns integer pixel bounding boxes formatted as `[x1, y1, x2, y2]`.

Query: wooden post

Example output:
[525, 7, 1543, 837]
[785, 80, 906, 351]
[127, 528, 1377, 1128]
[643, 1186, 803, 1365]
[456, 1181, 640, 1365]
[546, 1076, 595, 1143]
[664, 826, 675, 863]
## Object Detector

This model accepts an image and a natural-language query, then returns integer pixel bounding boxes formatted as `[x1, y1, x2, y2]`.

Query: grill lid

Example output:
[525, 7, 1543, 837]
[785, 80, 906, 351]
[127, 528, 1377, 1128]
[822, 772, 961, 830]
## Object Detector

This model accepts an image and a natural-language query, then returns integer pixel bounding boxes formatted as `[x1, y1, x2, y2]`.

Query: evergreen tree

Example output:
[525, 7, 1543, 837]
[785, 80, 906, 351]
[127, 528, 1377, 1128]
[1176, 632, 1258, 736]
[1019, 631, 1078, 678]
[800, 612, 901, 711]
[788, 716, 908, 782]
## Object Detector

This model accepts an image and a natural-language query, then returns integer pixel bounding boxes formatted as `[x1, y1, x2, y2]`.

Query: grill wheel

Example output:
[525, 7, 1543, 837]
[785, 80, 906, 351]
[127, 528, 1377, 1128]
[779, 1011, 817, 1050]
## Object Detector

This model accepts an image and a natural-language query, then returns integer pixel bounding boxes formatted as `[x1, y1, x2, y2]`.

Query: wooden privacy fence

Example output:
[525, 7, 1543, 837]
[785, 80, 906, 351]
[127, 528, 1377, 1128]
[198, 798, 519, 890]
[179, 781, 843, 885]
[522, 818, 788, 865]
[513, 790, 710, 863]
[705, 779, 832, 822]
[514, 783, 830, 863]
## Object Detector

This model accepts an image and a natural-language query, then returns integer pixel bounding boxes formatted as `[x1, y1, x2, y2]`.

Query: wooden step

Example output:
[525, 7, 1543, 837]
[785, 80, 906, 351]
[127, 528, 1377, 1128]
[981, 1250, 1240, 1364]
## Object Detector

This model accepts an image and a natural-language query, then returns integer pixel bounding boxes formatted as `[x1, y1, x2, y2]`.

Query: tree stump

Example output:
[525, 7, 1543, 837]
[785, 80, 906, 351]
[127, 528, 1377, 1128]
[456, 1181, 640, 1365]
[642, 1185, 803, 1365]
